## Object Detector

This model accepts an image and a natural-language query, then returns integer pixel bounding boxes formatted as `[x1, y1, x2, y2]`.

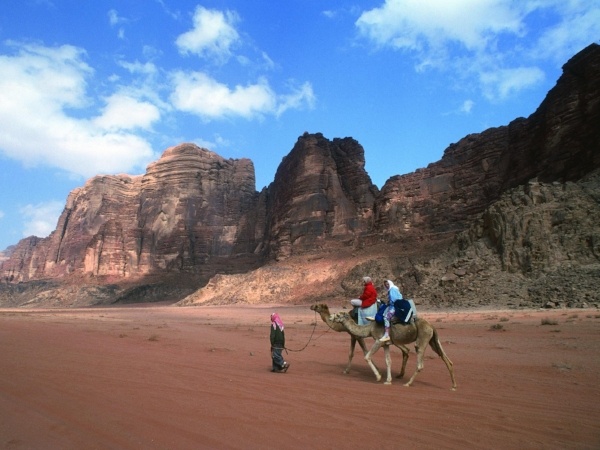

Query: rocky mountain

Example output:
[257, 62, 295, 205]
[375, 43, 600, 239]
[1, 43, 599, 309]
[265, 134, 380, 259]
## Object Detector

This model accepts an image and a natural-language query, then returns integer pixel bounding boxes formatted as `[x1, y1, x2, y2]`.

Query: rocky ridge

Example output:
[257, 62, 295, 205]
[1, 44, 599, 309]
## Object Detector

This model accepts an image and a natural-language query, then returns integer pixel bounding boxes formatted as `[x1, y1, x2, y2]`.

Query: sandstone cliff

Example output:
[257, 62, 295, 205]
[265, 133, 379, 259]
[1, 44, 599, 308]
[1, 145, 264, 283]
[375, 43, 600, 239]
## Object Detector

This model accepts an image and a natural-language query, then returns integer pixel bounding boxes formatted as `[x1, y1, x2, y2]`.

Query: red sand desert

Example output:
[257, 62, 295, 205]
[1, 304, 599, 449]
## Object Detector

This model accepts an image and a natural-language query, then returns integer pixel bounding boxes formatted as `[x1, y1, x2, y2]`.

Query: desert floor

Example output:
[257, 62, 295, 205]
[1, 303, 599, 450]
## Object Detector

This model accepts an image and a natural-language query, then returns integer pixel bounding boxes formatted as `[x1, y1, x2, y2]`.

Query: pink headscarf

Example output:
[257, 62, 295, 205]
[271, 312, 284, 330]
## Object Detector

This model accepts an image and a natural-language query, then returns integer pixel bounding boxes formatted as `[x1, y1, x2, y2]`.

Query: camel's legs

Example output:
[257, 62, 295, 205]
[364, 341, 383, 382]
[403, 332, 458, 391]
[428, 335, 457, 390]
[404, 348, 424, 387]
[344, 336, 368, 374]
[403, 332, 432, 388]
[344, 336, 356, 374]
[395, 345, 409, 379]
[383, 344, 393, 384]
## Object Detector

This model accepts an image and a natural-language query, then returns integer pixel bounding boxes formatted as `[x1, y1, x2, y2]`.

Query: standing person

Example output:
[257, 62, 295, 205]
[270, 313, 290, 373]
[379, 279, 403, 343]
[350, 276, 378, 325]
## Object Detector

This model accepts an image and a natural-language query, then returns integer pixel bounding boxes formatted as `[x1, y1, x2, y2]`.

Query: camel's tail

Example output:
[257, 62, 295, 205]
[429, 328, 452, 365]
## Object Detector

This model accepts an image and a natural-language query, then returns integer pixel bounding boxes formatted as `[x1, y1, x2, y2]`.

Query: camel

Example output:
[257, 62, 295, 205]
[331, 310, 457, 390]
[310, 303, 409, 378]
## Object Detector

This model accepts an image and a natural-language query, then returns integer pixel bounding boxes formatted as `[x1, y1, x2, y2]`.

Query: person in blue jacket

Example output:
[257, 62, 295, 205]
[378, 279, 403, 342]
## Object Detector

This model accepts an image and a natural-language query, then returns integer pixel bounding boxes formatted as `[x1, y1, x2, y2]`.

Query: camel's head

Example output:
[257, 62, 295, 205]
[310, 303, 330, 314]
[330, 311, 351, 323]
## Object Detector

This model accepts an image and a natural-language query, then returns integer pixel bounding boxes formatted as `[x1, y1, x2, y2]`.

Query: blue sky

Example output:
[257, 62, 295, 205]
[0, 0, 598, 251]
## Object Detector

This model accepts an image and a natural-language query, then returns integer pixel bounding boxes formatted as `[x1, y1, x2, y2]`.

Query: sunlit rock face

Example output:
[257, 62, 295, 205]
[133, 144, 262, 274]
[1, 44, 599, 307]
[1, 144, 264, 282]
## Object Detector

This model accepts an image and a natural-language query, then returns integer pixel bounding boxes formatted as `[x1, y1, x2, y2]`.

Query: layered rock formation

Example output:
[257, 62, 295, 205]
[265, 133, 379, 259]
[1, 145, 265, 283]
[375, 43, 600, 238]
[409, 169, 600, 309]
[1, 43, 599, 308]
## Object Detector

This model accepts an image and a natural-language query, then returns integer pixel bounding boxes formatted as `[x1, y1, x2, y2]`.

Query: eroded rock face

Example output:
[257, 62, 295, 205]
[1, 44, 599, 307]
[375, 43, 600, 239]
[134, 144, 261, 274]
[1, 145, 264, 282]
[265, 133, 379, 259]
[406, 169, 600, 309]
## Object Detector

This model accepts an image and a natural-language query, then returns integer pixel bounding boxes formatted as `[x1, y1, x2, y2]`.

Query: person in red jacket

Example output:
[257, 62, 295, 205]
[350, 276, 379, 325]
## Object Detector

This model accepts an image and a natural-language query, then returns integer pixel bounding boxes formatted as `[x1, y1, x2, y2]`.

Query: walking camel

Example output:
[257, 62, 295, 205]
[310, 303, 410, 378]
[331, 310, 457, 390]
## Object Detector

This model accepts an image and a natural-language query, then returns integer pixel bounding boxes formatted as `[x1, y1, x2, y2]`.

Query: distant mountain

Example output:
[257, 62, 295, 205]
[1, 43, 599, 308]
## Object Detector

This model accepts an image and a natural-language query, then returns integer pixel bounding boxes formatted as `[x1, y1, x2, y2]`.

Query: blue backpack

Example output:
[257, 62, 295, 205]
[393, 299, 415, 324]
[374, 303, 387, 324]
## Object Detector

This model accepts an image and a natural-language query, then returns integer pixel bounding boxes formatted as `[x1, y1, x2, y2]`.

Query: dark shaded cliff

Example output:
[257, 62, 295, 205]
[375, 43, 600, 238]
[264, 133, 379, 259]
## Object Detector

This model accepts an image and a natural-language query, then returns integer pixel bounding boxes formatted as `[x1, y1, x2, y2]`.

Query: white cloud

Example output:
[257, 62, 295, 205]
[93, 94, 160, 131]
[170, 71, 315, 120]
[0, 42, 158, 178]
[480, 66, 545, 99]
[176, 6, 240, 62]
[532, 3, 600, 63]
[171, 72, 274, 119]
[20, 200, 64, 239]
[355, 1, 600, 100]
[460, 99, 474, 114]
[108, 9, 127, 39]
[276, 82, 316, 116]
[108, 9, 124, 26]
[356, 0, 524, 54]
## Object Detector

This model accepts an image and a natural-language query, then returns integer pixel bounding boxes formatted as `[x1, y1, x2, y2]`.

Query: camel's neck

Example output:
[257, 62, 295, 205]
[317, 310, 347, 333]
[317, 311, 336, 329]
[340, 319, 373, 338]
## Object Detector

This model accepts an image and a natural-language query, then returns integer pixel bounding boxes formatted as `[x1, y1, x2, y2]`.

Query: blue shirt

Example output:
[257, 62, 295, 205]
[388, 285, 402, 302]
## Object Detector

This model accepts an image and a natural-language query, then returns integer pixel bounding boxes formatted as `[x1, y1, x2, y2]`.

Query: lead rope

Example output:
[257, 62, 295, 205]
[281, 310, 331, 353]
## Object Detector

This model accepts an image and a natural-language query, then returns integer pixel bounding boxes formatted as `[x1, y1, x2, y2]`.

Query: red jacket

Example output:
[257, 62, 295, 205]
[359, 282, 378, 308]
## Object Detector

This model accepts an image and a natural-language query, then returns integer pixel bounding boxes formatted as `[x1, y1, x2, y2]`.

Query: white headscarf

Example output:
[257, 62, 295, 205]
[385, 280, 402, 300]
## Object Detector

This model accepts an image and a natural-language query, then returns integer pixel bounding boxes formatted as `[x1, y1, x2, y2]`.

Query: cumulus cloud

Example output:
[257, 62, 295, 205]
[171, 72, 274, 119]
[93, 94, 160, 131]
[20, 200, 64, 239]
[0, 42, 158, 178]
[176, 6, 240, 62]
[170, 71, 314, 120]
[355, 0, 600, 99]
[357, 0, 524, 53]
